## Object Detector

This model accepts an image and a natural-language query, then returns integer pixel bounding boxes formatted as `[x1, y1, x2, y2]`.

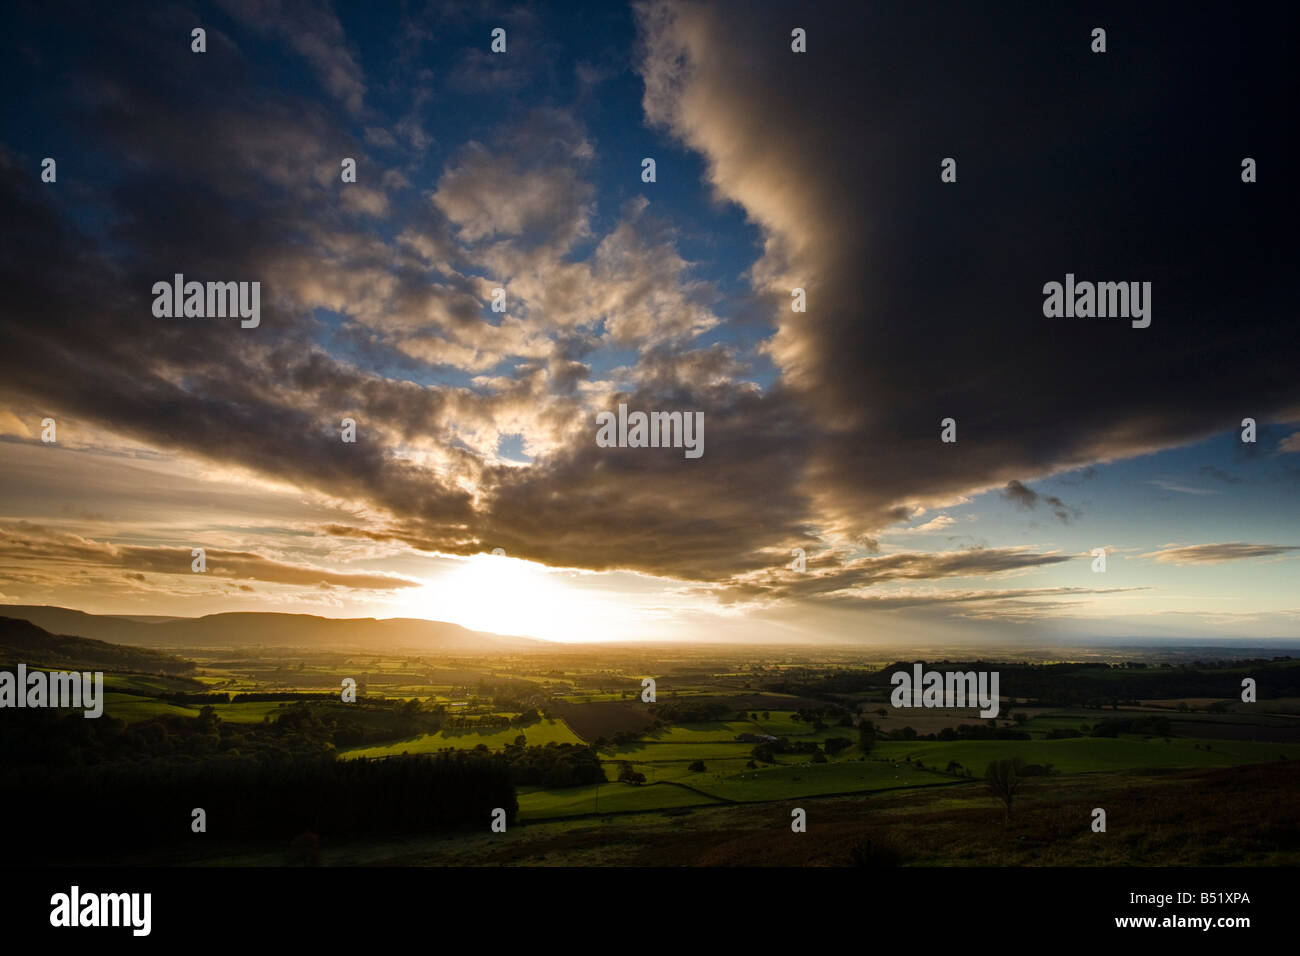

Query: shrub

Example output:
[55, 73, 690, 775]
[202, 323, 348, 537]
[848, 836, 904, 867]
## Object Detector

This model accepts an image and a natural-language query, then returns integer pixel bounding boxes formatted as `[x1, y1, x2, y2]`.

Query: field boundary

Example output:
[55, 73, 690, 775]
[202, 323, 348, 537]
[520, 776, 973, 824]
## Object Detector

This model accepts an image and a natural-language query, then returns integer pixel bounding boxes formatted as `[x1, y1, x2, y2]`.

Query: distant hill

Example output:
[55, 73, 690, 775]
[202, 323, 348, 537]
[0, 606, 541, 652]
[0, 617, 195, 674]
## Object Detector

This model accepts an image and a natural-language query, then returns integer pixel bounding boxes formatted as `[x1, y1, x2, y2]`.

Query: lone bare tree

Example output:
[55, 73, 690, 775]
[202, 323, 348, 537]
[985, 757, 1026, 823]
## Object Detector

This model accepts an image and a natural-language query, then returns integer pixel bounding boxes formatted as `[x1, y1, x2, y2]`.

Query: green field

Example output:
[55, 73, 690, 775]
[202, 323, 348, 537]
[21, 634, 1300, 868]
[94, 693, 311, 724]
[518, 753, 948, 819]
[641, 720, 760, 741]
[1019, 714, 1094, 736]
[523, 724, 1295, 819]
[340, 717, 582, 758]
[211, 700, 301, 723]
[740, 712, 825, 736]
[99, 692, 199, 722]
[607, 740, 755, 762]
[100, 674, 198, 695]
[639, 757, 755, 783]
[58, 656, 1300, 838]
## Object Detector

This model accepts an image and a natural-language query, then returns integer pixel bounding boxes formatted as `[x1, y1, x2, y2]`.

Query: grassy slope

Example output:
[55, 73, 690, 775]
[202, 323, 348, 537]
[195, 760, 1300, 867]
[339, 717, 581, 759]
[534, 729, 1294, 821]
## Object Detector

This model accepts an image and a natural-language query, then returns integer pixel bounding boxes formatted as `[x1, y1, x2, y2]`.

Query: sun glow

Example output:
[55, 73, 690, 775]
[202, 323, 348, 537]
[399, 554, 618, 643]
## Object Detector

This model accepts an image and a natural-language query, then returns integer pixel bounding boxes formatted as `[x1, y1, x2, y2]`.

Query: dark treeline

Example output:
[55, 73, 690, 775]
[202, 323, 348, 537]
[230, 691, 355, 702]
[888, 715, 1172, 746]
[907, 724, 1031, 742]
[0, 700, 441, 766]
[476, 679, 544, 711]
[157, 691, 238, 704]
[765, 659, 1300, 707]
[649, 700, 734, 723]
[8, 751, 517, 862]
[500, 740, 606, 787]
[143, 691, 376, 705]
[0, 703, 516, 862]
[791, 705, 852, 722]
[443, 708, 540, 732]
[751, 737, 823, 763]
[763, 670, 882, 698]
[1006, 661, 1300, 707]
[383, 735, 606, 788]
[281, 699, 437, 748]
[446, 713, 513, 730]
[0, 707, 326, 766]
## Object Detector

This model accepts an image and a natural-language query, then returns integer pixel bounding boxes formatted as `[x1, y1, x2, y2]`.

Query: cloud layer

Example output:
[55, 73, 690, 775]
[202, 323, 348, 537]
[0, 1, 1295, 626]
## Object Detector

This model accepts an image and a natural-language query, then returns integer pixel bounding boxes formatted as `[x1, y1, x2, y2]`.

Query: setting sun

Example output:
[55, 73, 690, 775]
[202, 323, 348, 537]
[400, 554, 611, 642]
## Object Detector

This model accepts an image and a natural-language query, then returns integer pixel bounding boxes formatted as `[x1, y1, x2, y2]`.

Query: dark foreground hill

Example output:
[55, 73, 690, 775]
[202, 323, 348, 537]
[0, 605, 540, 652]
[311, 760, 1299, 868]
[0, 616, 195, 673]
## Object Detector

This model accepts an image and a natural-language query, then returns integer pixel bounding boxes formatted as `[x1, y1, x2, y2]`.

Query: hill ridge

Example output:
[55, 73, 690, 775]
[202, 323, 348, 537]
[0, 605, 541, 652]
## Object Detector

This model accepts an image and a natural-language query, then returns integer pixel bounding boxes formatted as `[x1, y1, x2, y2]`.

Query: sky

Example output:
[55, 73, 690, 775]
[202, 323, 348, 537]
[0, 0, 1296, 644]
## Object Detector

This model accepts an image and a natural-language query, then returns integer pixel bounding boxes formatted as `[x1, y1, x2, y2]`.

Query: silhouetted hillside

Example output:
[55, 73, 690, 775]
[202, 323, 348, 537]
[0, 616, 195, 674]
[0, 606, 541, 652]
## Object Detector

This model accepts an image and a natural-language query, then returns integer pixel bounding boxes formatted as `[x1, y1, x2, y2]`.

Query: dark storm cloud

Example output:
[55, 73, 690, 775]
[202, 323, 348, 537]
[1000, 480, 1078, 523]
[1001, 480, 1038, 509]
[638, 0, 1297, 538]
